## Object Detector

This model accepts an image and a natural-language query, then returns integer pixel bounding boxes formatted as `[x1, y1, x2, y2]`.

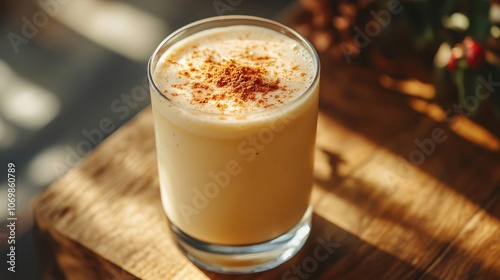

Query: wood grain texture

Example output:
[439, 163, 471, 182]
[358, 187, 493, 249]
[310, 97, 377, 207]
[422, 192, 500, 280]
[33, 54, 500, 280]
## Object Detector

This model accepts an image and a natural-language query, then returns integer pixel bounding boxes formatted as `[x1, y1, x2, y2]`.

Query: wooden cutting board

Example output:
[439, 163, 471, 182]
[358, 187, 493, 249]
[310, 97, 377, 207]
[33, 55, 500, 280]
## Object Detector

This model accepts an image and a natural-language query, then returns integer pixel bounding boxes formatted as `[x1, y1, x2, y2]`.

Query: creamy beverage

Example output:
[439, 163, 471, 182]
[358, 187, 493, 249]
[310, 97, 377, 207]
[149, 16, 319, 273]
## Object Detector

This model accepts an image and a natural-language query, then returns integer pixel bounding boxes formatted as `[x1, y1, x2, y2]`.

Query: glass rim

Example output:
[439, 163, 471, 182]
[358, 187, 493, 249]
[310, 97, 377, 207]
[147, 15, 320, 118]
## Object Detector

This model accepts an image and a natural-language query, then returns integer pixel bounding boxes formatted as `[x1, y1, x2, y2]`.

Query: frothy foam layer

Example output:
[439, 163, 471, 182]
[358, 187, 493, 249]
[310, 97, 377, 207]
[153, 25, 315, 114]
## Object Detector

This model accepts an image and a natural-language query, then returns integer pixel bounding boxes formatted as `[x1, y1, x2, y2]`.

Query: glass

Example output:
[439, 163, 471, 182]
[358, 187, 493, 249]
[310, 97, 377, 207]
[148, 15, 320, 274]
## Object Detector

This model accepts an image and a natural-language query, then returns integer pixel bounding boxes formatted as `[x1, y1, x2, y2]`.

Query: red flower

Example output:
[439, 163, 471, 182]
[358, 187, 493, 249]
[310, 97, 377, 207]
[463, 37, 485, 69]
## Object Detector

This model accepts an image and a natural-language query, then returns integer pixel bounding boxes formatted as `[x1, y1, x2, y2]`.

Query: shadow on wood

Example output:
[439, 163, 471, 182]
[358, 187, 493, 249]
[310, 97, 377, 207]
[316, 54, 500, 219]
[200, 213, 437, 280]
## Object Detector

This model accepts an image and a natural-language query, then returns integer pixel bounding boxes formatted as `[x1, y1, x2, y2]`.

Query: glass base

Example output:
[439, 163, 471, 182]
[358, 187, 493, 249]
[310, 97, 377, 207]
[171, 206, 312, 274]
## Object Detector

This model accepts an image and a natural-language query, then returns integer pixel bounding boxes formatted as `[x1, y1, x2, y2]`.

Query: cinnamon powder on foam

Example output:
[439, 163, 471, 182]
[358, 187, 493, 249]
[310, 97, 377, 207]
[172, 52, 288, 112]
[156, 27, 313, 114]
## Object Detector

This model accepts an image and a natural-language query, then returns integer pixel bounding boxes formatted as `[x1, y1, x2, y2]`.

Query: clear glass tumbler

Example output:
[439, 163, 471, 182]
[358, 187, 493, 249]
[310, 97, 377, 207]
[148, 15, 320, 274]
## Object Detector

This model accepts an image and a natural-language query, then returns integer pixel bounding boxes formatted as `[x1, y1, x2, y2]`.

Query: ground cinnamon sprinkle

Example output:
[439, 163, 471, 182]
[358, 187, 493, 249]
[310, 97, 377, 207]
[210, 59, 280, 100]
[177, 53, 284, 111]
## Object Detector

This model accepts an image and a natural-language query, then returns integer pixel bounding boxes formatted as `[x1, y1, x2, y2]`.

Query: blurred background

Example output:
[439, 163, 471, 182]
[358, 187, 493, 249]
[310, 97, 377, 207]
[0, 1, 294, 279]
[2, 0, 500, 279]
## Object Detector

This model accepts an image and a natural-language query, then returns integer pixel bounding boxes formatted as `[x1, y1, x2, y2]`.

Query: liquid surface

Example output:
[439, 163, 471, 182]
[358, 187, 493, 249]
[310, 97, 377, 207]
[153, 25, 315, 114]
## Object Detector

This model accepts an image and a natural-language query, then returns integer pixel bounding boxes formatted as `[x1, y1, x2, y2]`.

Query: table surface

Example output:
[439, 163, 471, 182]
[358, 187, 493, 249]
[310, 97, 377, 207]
[33, 54, 500, 280]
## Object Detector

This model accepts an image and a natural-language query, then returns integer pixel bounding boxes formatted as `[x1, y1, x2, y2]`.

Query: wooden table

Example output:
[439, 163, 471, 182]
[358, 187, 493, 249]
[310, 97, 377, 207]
[33, 55, 500, 280]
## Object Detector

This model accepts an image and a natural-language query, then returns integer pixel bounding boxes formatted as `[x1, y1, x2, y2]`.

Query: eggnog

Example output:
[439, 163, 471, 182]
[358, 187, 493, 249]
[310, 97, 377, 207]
[149, 16, 319, 273]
